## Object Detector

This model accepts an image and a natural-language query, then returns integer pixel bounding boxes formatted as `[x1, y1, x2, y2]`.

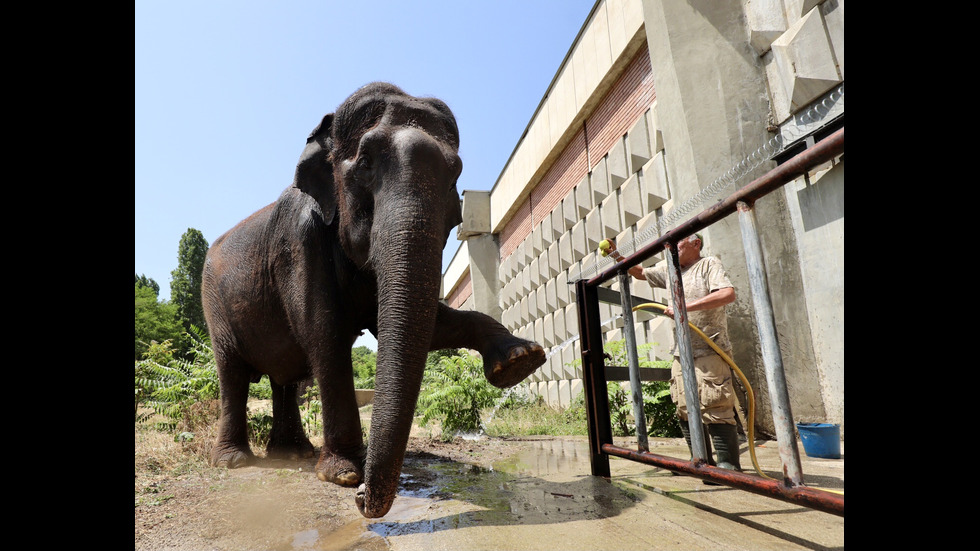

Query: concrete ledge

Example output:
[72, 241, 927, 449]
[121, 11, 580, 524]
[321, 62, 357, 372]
[355, 389, 375, 408]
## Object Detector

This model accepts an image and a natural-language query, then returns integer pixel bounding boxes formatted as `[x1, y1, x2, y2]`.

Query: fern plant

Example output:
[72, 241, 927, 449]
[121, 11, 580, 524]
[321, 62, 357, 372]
[135, 326, 219, 430]
[416, 349, 503, 441]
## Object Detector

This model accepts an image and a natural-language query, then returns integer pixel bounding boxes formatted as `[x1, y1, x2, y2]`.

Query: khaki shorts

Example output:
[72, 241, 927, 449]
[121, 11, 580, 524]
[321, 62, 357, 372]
[670, 353, 736, 425]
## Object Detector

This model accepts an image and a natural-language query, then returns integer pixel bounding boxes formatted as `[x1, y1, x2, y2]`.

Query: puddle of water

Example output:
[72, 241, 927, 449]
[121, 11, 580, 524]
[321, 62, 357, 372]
[281, 439, 627, 549]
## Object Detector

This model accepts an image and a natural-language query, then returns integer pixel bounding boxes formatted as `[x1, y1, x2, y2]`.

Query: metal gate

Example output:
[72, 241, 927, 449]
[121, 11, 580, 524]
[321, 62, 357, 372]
[574, 128, 844, 517]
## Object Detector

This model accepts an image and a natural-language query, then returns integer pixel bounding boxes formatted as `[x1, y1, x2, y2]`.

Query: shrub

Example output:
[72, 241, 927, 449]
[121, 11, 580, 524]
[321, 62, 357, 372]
[566, 339, 680, 438]
[352, 346, 376, 389]
[299, 383, 323, 436]
[135, 326, 218, 430]
[416, 349, 502, 441]
[247, 412, 274, 447]
[248, 376, 273, 400]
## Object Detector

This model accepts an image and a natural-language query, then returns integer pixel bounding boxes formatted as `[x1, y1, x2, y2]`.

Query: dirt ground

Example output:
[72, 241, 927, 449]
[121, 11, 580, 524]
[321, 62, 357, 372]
[135, 423, 530, 551]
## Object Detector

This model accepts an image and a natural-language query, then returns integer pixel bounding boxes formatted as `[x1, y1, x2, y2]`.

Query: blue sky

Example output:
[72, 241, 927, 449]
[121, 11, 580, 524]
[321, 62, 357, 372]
[136, 1, 597, 350]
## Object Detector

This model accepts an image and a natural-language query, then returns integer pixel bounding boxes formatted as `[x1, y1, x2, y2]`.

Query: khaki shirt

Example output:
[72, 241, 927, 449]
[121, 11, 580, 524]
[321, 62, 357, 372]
[642, 256, 733, 358]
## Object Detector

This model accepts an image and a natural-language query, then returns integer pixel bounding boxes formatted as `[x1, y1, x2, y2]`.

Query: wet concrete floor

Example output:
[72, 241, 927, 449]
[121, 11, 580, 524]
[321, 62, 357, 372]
[281, 437, 844, 550]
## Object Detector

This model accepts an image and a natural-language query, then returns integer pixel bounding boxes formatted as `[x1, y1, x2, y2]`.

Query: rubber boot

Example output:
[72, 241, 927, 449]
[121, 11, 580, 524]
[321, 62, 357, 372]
[708, 423, 743, 472]
[677, 420, 714, 465]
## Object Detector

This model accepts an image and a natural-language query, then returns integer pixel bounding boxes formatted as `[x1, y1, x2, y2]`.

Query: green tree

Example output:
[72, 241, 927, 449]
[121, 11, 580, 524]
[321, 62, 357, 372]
[135, 278, 182, 360]
[351, 345, 377, 389]
[170, 228, 209, 333]
[135, 273, 160, 296]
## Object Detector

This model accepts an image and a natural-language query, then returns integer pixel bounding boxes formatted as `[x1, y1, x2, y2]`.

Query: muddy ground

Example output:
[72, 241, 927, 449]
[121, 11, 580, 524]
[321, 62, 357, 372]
[135, 429, 531, 551]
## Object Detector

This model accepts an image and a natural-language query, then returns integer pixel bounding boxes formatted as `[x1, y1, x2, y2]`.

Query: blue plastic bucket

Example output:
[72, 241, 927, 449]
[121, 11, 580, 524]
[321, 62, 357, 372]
[796, 423, 841, 459]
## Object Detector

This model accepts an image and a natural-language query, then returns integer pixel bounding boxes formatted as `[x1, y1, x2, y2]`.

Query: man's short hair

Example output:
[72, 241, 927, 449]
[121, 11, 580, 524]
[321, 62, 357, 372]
[690, 233, 703, 246]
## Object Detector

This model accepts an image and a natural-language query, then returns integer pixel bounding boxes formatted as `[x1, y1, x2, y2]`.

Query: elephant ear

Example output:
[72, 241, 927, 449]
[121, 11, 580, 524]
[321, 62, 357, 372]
[294, 113, 338, 226]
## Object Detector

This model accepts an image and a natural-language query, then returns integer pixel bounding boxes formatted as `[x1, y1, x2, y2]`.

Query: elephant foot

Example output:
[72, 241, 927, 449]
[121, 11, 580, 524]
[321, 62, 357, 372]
[484, 336, 546, 389]
[266, 436, 315, 461]
[315, 447, 365, 487]
[211, 443, 255, 469]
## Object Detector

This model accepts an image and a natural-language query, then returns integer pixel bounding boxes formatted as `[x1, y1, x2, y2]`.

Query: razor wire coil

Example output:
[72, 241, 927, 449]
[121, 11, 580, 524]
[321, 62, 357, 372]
[569, 83, 843, 282]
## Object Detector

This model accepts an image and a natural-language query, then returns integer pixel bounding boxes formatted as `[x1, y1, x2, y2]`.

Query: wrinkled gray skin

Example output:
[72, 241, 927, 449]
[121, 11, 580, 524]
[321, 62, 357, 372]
[201, 82, 545, 518]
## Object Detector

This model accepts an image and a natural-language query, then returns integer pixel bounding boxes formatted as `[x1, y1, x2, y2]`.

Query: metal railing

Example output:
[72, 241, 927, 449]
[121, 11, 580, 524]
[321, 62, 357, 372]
[574, 127, 844, 517]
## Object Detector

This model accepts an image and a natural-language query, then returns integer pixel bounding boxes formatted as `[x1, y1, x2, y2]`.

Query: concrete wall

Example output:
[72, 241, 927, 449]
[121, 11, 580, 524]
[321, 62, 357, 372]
[442, 0, 843, 438]
[489, 0, 646, 235]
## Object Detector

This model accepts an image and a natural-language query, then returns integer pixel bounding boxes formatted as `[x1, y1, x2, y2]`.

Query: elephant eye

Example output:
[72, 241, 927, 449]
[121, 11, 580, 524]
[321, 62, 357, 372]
[355, 153, 372, 172]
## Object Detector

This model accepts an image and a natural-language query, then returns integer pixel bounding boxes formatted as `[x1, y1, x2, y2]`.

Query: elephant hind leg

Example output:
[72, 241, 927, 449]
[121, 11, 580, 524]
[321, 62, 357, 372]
[266, 379, 316, 460]
[211, 353, 255, 468]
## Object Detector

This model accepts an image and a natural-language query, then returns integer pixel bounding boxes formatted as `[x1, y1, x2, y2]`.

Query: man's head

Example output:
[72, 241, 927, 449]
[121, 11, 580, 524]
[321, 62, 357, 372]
[676, 233, 703, 267]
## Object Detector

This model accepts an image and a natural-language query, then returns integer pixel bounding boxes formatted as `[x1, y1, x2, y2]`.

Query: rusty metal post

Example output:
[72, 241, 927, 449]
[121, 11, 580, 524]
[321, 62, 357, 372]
[737, 200, 804, 486]
[576, 278, 612, 477]
[664, 242, 709, 462]
[618, 272, 649, 452]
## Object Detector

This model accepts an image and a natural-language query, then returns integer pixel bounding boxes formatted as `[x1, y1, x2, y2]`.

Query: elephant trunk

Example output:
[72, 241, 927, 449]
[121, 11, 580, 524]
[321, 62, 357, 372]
[356, 188, 444, 518]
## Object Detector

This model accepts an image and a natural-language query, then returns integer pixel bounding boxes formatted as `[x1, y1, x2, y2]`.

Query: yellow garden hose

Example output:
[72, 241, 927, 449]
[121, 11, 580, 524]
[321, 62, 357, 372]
[631, 301, 843, 495]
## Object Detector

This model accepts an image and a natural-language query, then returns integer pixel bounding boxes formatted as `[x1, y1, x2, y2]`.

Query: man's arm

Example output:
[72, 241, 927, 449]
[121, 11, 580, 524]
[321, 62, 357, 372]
[604, 240, 648, 281]
[663, 286, 734, 317]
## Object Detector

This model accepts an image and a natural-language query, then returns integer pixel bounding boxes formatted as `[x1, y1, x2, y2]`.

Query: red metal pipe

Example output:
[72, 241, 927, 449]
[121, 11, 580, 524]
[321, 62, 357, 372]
[601, 443, 844, 516]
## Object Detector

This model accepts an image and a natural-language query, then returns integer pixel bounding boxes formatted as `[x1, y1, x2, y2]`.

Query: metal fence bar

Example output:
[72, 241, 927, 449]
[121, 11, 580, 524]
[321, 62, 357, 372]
[617, 272, 649, 452]
[664, 242, 709, 461]
[575, 127, 844, 513]
[738, 200, 805, 486]
[601, 443, 844, 516]
[576, 278, 612, 478]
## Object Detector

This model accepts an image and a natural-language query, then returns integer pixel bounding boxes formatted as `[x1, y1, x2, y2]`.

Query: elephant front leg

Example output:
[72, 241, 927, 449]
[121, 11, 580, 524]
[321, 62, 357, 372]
[431, 304, 546, 388]
[312, 355, 367, 487]
[266, 380, 316, 460]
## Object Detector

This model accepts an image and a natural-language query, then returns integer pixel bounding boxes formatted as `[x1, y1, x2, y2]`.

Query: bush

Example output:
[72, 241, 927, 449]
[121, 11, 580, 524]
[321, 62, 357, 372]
[567, 339, 680, 438]
[135, 326, 218, 430]
[299, 383, 323, 437]
[416, 349, 502, 441]
[248, 376, 273, 400]
[352, 346, 376, 389]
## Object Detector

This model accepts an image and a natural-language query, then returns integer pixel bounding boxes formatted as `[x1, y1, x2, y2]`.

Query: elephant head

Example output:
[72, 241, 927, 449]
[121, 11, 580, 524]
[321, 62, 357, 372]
[299, 82, 464, 517]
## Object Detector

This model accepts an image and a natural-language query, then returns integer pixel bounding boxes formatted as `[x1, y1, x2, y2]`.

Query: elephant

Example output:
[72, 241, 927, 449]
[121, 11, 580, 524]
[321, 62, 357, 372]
[201, 82, 545, 518]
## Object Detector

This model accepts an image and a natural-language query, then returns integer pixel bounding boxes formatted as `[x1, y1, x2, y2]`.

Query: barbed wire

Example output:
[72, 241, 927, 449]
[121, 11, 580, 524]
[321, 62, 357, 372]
[570, 83, 843, 282]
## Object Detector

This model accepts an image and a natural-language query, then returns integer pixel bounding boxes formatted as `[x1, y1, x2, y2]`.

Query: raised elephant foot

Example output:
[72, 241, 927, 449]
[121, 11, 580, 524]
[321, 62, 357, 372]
[266, 436, 316, 461]
[211, 444, 255, 469]
[484, 337, 546, 389]
[315, 447, 366, 487]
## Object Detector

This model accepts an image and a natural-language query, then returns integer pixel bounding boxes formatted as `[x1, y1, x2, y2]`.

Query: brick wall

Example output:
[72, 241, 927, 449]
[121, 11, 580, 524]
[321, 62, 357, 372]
[445, 270, 472, 309]
[498, 45, 655, 260]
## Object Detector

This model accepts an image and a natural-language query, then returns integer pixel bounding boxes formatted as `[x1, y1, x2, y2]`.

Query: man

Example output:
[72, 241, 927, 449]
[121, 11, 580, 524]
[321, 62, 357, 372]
[606, 234, 741, 472]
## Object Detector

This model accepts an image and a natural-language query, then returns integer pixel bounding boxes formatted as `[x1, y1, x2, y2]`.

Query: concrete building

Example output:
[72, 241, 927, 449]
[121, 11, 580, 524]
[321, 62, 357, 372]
[441, 0, 844, 438]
